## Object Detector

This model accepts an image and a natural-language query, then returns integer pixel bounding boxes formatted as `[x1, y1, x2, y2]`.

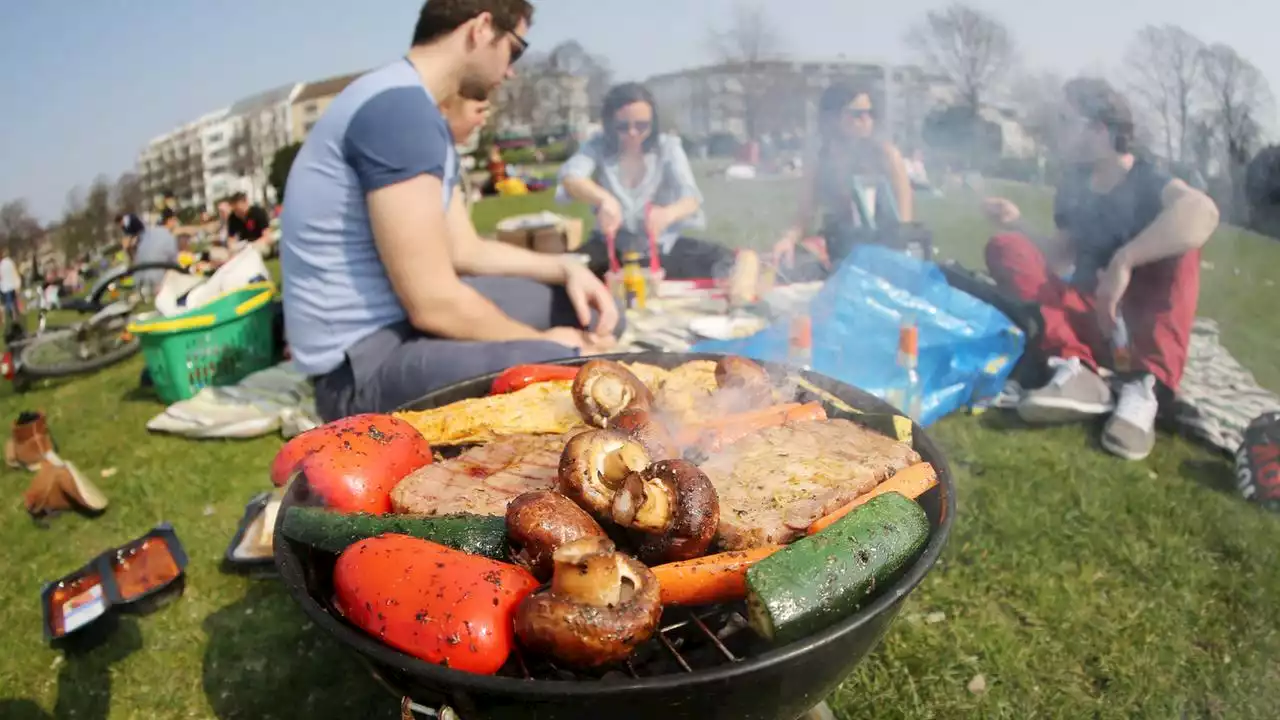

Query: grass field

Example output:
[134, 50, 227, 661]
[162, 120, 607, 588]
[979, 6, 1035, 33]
[2, 176, 1279, 719]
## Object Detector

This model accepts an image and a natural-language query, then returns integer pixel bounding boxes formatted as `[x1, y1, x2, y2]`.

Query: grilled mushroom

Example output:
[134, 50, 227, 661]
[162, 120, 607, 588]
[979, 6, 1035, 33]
[715, 356, 775, 410]
[611, 459, 720, 564]
[572, 360, 654, 427]
[506, 491, 607, 581]
[514, 537, 662, 669]
[608, 407, 679, 459]
[558, 430, 652, 517]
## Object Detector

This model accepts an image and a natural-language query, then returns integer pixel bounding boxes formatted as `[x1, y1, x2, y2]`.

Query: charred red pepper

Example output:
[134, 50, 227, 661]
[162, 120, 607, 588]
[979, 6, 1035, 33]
[269, 414, 433, 514]
[489, 364, 580, 395]
[334, 534, 538, 675]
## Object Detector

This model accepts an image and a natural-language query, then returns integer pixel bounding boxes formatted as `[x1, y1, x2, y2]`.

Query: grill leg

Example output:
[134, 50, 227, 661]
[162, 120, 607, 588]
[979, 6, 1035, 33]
[797, 701, 837, 720]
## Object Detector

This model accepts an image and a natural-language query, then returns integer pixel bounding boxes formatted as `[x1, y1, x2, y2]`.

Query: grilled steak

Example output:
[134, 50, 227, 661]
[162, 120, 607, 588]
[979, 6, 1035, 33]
[698, 419, 921, 549]
[391, 433, 568, 516]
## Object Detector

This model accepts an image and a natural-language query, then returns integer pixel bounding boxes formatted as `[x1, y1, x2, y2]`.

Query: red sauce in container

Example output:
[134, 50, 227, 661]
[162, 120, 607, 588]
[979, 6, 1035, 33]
[111, 538, 181, 602]
[48, 571, 108, 637]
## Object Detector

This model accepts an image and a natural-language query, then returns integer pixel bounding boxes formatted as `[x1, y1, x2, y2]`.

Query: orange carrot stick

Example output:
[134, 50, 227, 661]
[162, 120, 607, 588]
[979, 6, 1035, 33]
[651, 546, 784, 606]
[695, 402, 828, 453]
[808, 462, 938, 535]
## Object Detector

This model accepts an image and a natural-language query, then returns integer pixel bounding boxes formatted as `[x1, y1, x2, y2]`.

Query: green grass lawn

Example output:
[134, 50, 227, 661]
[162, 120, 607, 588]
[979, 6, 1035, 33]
[2, 179, 1279, 719]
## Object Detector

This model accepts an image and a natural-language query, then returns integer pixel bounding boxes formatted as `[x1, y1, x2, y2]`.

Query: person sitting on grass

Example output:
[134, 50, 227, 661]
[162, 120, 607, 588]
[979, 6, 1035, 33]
[280, 0, 621, 423]
[226, 192, 277, 256]
[772, 81, 915, 279]
[982, 77, 1220, 461]
[440, 94, 493, 208]
[558, 82, 734, 280]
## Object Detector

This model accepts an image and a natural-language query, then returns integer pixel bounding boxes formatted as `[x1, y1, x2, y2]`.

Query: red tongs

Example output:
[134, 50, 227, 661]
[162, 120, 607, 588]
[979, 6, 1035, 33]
[643, 203, 663, 275]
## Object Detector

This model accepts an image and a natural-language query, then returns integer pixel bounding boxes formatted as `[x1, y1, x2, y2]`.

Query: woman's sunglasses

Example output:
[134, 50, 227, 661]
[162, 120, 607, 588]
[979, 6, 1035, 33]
[842, 107, 874, 120]
[615, 120, 652, 135]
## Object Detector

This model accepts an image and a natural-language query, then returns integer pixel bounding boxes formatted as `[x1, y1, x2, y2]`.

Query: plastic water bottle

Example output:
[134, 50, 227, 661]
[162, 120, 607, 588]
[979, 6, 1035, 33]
[887, 318, 923, 422]
[788, 315, 813, 370]
[1113, 317, 1131, 373]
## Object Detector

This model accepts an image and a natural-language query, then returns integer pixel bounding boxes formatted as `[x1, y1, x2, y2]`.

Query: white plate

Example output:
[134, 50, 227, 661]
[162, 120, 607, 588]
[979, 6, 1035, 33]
[688, 315, 768, 341]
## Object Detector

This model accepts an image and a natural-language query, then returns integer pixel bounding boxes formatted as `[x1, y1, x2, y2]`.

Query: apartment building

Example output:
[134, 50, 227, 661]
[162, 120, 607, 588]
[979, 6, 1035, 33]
[645, 59, 956, 152]
[492, 72, 591, 140]
[291, 71, 363, 143]
[137, 109, 227, 210]
[226, 83, 301, 204]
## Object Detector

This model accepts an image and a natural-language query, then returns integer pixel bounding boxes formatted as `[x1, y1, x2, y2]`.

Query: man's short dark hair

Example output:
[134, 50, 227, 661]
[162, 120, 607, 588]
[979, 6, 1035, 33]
[229, 192, 248, 204]
[411, 0, 533, 46]
[1064, 77, 1136, 154]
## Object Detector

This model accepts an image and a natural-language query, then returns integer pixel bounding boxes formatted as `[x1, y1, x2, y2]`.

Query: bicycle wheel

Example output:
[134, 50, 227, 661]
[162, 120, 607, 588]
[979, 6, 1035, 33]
[18, 325, 141, 379]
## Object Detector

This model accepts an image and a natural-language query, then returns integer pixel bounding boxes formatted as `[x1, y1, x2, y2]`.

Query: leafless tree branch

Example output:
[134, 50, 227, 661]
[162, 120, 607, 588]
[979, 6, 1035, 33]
[906, 3, 1015, 109]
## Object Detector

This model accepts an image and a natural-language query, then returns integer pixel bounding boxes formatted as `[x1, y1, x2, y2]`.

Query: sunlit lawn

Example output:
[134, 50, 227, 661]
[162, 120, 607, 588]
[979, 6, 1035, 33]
[1, 176, 1278, 719]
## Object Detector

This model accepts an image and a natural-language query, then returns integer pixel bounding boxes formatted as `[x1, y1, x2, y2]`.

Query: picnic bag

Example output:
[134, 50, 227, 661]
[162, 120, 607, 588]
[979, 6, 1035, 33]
[1235, 411, 1280, 512]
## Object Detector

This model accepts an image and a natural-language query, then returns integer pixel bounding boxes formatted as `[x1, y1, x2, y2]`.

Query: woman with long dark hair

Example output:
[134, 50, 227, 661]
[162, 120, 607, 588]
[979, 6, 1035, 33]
[773, 82, 914, 274]
[558, 82, 734, 279]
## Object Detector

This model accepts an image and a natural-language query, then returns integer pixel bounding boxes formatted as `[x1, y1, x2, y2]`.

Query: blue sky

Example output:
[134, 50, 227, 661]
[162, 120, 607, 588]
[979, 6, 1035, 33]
[1, 0, 1276, 221]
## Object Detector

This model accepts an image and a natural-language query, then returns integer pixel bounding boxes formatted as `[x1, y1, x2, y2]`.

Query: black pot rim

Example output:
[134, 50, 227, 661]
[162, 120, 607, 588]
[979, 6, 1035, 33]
[274, 351, 955, 698]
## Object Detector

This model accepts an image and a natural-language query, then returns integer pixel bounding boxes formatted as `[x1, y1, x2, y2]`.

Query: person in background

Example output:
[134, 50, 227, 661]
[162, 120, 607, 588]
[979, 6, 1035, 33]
[772, 82, 914, 276]
[558, 82, 733, 280]
[130, 209, 185, 291]
[483, 144, 508, 195]
[982, 77, 1219, 461]
[226, 192, 276, 255]
[281, 0, 622, 422]
[440, 94, 492, 208]
[0, 245, 22, 330]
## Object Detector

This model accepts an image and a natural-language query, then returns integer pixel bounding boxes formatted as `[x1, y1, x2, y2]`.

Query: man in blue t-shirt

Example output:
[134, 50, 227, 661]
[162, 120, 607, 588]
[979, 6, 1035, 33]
[982, 77, 1220, 461]
[281, 0, 621, 422]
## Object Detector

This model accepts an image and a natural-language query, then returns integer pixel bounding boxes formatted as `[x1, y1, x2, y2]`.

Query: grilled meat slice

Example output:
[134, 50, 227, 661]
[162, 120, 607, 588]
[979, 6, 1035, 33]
[698, 419, 921, 549]
[391, 433, 568, 516]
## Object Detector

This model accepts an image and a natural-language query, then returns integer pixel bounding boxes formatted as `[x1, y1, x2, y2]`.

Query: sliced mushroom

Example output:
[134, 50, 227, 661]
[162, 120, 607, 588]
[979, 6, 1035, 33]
[572, 360, 654, 427]
[714, 356, 775, 411]
[558, 430, 652, 517]
[611, 459, 720, 564]
[608, 407, 679, 459]
[514, 537, 662, 669]
[506, 491, 607, 581]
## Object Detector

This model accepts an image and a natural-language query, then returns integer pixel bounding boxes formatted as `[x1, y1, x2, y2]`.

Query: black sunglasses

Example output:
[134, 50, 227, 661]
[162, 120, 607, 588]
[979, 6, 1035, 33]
[507, 31, 529, 65]
[614, 120, 652, 135]
[843, 107, 873, 120]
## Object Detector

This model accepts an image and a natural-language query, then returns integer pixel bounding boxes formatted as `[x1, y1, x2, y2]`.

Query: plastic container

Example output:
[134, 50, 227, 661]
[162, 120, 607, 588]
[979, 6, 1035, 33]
[40, 523, 189, 645]
[223, 490, 283, 574]
[128, 282, 277, 403]
[108, 524, 189, 615]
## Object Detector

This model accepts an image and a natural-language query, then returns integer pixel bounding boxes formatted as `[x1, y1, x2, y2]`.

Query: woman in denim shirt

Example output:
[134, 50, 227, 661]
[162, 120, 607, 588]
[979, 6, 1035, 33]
[558, 83, 734, 280]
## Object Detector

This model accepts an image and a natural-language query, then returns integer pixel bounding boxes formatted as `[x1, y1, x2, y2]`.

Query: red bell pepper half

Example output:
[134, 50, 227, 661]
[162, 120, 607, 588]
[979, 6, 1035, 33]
[489, 364, 579, 395]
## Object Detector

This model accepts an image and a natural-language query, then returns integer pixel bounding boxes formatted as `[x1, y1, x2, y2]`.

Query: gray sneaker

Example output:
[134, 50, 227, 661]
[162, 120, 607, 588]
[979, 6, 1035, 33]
[1102, 375, 1158, 461]
[1017, 356, 1115, 424]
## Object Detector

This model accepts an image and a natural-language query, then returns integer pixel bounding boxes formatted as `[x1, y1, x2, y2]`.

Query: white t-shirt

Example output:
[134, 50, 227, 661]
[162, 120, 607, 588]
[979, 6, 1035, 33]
[0, 257, 21, 293]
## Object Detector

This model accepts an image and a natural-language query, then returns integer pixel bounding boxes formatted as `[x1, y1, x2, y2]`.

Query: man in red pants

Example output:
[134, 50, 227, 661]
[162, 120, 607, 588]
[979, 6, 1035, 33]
[983, 77, 1220, 461]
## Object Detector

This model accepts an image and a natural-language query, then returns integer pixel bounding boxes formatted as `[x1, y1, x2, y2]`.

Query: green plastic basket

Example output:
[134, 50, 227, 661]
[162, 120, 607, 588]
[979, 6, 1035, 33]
[128, 282, 278, 404]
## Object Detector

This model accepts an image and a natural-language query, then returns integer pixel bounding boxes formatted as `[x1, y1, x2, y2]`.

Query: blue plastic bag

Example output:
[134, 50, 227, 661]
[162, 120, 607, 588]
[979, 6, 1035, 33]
[692, 245, 1025, 426]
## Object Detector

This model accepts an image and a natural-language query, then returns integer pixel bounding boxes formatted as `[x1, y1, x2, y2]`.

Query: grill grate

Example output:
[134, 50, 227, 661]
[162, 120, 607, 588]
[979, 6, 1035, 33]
[509, 603, 753, 682]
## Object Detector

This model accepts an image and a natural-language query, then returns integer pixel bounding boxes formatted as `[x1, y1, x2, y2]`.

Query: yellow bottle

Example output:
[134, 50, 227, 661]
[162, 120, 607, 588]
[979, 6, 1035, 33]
[622, 252, 648, 310]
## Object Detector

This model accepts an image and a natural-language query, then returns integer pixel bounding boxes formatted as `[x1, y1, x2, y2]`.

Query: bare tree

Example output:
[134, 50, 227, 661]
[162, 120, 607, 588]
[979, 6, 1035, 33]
[708, 1, 787, 140]
[1007, 70, 1066, 157]
[113, 172, 144, 216]
[83, 175, 114, 254]
[1123, 25, 1204, 163]
[0, 199, 42, 263]
[1200, 43, 1275, 220]
[906, 3, 1015, 110]
[545, 41, 613, 119]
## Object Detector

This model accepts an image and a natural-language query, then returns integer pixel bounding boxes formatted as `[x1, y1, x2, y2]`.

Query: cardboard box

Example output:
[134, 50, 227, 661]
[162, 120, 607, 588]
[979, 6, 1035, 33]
[495, 214, 585, 254]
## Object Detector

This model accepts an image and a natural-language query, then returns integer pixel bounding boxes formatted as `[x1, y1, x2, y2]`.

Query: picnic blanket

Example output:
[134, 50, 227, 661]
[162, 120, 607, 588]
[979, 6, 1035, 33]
[1172, 318, 1280, 455]
[619, 283, 824, 352]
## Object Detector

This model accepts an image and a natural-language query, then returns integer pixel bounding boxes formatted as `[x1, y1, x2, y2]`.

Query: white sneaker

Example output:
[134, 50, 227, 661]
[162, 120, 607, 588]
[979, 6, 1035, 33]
[1017, 356, 1115, 424]
[1102, 375, 1159, 461]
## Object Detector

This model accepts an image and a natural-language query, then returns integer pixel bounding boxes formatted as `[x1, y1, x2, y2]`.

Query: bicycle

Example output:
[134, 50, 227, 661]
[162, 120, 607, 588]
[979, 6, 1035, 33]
[2, 262, 188, 392]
